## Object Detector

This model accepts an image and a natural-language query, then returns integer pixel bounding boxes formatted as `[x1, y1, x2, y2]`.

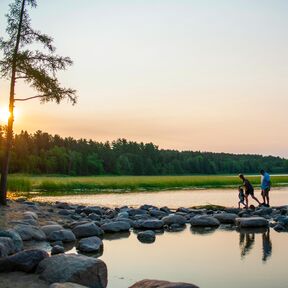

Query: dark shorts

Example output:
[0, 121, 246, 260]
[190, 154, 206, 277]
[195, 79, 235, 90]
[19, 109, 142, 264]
[245, 189, 254, 196]
[262, 187, 270, 197]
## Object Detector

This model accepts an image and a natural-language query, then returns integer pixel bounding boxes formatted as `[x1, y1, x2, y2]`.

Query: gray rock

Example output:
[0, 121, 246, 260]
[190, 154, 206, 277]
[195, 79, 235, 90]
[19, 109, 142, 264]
[0, 229, 23, 252]
[137, 231, 156, 243]
[235, 217, 269, 228]
[149, 209, 167, 218]
[72, 222, 104, 239]
[190, 216, 220, 227]
[162, 214, 187, 226]
[51, 245, 65, 255]
[82, 207, 104, 216]
[213, 213, 238, 224]
[50, 283, 88, 288]
[23, 211, 38, 220]
[101, 221, 131, 233]
[77, 236, 103, 253]
[37, 254, 107, 288]
[58, 209, 73, 216]
[0, 249, 49, 272]
[0, 237, 16, 257]
[88, 213, 101, 221]
[128, 279, 199, 288]
[134, 219, 164, 230]
[47, 229, 76, 243]
[274, 223, 287, 232]
[128, 208, 148, 217]
[14, 224, 46, 241]
[55, 202, 72, 209]
[41, 225, 64, 237]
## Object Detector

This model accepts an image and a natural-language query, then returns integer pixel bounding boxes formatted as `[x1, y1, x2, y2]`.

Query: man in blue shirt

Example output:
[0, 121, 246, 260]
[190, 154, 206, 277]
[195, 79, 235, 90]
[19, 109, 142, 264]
[260, 169, 271, 207]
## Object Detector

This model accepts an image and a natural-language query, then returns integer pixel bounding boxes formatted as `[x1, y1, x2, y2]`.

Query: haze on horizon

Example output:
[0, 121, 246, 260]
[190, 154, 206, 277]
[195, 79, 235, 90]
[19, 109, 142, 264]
[0, 0, 287, 158]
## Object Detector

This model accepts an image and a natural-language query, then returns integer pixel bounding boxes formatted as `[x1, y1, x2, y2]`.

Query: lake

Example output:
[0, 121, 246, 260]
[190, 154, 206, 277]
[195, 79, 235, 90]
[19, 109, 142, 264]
[32, 187, 288, 288]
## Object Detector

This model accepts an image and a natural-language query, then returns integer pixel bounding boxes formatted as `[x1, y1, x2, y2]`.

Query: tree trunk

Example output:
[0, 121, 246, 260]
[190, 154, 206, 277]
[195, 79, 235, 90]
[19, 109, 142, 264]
[0, 0, 26, 205]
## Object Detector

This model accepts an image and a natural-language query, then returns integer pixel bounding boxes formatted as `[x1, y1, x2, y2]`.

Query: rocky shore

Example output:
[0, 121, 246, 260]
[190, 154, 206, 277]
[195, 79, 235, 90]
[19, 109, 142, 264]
[0, 198, 288, 288]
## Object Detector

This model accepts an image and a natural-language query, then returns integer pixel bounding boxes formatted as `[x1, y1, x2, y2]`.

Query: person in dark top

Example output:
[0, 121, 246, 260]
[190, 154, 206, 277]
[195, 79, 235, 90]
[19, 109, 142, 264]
[239, 174, 261, 207]
[238, 187, 246, 209]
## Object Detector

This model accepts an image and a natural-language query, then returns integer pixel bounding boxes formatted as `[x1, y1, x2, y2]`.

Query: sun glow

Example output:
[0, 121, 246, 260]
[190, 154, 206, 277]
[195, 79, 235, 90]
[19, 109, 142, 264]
[0, 107, 20, 123]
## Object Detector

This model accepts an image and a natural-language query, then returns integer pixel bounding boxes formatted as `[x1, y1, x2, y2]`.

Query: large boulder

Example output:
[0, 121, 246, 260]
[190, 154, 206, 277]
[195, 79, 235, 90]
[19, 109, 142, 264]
[77, 236, 103, 253]
[0, 249, 49, 272]
[129, 279, 199, 288]
[0, 229, 23, 252]
[14, 224, 46, 241]
[213, 213, 238, 224]
[41, 225, 64, 237]
[190, 216, 220, 227]
[162, 214, 187, 226]
[37, 254, 107, 288]
[72, 223, 104, 239]
[101, 221, 131, 233]
[235, 217, 269, 228]
[0, 237, 17, 257]
[47, 229, 76, 243]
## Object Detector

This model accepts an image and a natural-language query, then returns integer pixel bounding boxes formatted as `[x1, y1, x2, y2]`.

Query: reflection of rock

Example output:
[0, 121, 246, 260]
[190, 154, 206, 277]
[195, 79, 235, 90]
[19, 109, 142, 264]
[190, 216, 220, 227]
[235, 217, 269, 228]
[129, 279, 199, 288]
[236, 227, 268, 234]
[137, 231, 156, 243]
[103, 231, 130, 241]
[0, 249, 49, 272]
[37, 254, 107, 288]
[190, 226, 218, 235]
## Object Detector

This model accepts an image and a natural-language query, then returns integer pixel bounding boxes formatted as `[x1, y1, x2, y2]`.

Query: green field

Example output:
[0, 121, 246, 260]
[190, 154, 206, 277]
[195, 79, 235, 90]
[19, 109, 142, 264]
[7, 174, 288, 197]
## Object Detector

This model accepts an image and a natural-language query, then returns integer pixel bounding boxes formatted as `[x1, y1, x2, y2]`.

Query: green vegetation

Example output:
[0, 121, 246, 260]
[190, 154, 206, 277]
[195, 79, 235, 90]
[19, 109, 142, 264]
[6, 175, 288, 196]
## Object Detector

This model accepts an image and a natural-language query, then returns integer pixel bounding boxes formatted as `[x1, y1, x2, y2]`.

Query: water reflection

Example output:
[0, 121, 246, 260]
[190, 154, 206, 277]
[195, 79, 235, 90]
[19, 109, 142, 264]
[239, 228, 272, 262]
[190, 226, 218, 235]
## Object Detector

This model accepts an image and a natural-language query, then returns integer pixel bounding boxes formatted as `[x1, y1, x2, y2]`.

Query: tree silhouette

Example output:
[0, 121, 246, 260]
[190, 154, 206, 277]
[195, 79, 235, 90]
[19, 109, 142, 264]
[0, 0, 77, 205]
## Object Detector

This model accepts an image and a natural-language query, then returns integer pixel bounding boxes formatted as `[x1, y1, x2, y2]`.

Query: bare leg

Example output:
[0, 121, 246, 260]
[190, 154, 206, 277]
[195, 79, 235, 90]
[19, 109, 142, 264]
[261, 190, 265, 205]
[245, 195, 248, 209]
[266, 193, 270, 206]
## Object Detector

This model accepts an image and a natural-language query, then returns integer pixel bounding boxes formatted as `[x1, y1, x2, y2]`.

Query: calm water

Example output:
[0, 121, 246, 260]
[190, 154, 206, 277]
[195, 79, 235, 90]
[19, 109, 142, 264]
[33, 188, 288, 288]
[34, 187, 288, 208]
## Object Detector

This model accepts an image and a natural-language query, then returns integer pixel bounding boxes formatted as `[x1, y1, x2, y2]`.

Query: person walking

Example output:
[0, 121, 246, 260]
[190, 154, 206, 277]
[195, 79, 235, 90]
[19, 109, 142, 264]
[260, 169, 271, 207]
[239, 174, 261, 207]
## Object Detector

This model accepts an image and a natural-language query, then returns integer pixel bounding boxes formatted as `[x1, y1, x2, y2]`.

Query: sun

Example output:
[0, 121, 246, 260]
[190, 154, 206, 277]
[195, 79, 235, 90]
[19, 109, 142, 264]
[0, 107, 19, 123]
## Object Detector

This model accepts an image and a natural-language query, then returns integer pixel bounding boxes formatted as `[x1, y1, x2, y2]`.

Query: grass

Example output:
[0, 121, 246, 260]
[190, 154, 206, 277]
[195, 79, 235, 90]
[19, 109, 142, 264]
[6, 174, 288, 197]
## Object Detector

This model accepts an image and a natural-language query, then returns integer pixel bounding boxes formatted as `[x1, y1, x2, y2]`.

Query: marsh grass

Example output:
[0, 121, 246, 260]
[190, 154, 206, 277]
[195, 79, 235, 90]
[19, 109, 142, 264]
[7, 174, 288, 196]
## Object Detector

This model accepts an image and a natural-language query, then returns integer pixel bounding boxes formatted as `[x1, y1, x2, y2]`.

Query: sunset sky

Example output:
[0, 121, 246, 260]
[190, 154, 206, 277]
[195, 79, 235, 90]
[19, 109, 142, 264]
[0, 0, 287, 157]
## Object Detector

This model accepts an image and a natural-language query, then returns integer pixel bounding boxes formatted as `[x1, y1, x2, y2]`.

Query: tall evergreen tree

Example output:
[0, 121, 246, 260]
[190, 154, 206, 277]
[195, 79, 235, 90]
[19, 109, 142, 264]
[0, 0, 77, 205]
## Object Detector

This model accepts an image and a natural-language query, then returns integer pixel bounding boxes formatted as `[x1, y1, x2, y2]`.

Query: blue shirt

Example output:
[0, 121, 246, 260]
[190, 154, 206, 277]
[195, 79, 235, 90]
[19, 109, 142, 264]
[261, 172, 270, 189]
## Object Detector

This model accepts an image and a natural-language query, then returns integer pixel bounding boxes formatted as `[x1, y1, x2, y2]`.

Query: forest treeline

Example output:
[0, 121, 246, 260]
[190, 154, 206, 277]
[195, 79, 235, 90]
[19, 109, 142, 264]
[0, 127, 287, 175]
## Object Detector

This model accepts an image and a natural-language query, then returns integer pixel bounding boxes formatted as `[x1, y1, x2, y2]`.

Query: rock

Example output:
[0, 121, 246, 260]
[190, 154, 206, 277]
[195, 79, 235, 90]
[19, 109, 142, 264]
[129, 279, 199, 288]
[149, 209, 167, 218]
[101, 221, 131, 233]
[253, 207, 273, 216]
[88, 213, 101, 221]
[0, 229, 23, 252]
[0, 237, 16, 257]
[23, 211, 38, 220]
[274, 223, 287, 232]
[55, 202, 71, 209]
[51, 245, 65, 255]
[128, 208, 148, 217]
[117, 211, 129, 219]
[58, 209, 73, 216]
[235, 217, 269, 228]
[0, 249, 49, 272]
[190, 216, 220, 227]
[14, 224, 46, 241]
[37, 254, 107, 288]
[72, 223, 104, 239]
[213, 213, 238, 224]
[41, 225, 64, 237]
[50, 283, 88, 288]
[162, 214, 186, 226]
[47, 229, 76, 243]
[82, 207, 104, 216]
[77, 236, 103, 253]
[137, 231, 156, 243]
[134, 219, 164, 230]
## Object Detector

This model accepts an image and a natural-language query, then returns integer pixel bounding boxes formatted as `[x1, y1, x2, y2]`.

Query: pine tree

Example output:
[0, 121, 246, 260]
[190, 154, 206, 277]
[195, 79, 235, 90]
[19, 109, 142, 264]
[0, 0, 77, 205]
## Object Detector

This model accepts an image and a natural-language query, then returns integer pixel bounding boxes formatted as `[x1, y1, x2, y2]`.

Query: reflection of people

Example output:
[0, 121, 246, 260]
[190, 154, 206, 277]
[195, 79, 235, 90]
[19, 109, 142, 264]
[239, 174, 261, 207]
[260, 169, 271, 207]
[262, 229, 272, 262]
[239, 232, 255, 258]
[238, 187, 246, 209]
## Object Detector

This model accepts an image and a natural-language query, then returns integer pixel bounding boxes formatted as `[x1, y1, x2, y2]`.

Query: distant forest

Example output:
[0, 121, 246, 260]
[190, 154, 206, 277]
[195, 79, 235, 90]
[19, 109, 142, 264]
[0, 127, 287, 175]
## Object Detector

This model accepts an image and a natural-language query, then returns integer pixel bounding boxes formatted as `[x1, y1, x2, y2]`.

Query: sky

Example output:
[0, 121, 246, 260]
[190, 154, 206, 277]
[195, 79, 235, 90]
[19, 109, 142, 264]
[0, 0, 287, 158]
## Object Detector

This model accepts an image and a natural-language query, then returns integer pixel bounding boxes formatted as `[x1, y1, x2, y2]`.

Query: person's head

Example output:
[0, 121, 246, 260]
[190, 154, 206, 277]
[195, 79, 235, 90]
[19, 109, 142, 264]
[238, 187, 244, 193]
[239, 173, 244, 180]
[260, 169, 265, 175]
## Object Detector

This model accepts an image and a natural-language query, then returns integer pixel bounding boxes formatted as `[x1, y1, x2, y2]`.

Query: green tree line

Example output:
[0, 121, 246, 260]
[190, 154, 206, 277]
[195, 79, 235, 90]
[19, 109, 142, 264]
[0, 127, 287, 175]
